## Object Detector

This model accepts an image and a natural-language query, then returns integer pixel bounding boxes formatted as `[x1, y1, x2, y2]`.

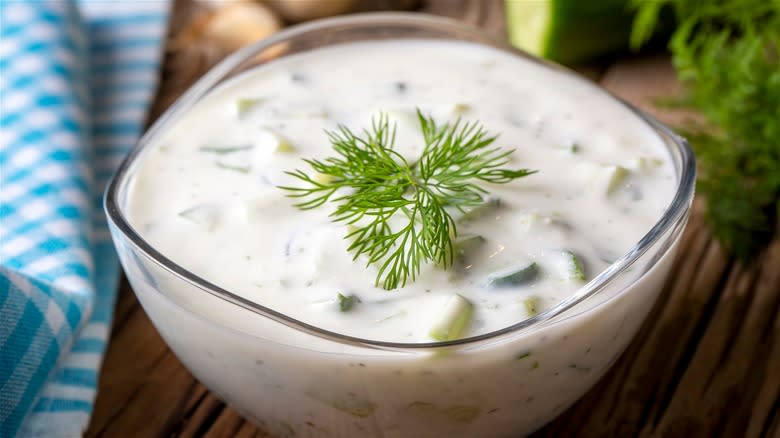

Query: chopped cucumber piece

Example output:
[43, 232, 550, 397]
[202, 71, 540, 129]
[523, 296, 540, 316]
[564, 250, 586, 281]
[275, 141, 295, 153]
[198, 144, 254, 154]
[627, 157, 664, 173]
[178, 204, 220, 230]
[458, 196, 501, 222]
[337, 293, 358, 312]
[453, 103, 470, 114]
[487, 263, 539, 288]
[597, 164, 630, 195]
[453, 234, 486, 266]
[257, 128, 295, 153]
[518, 211, 571, 233]
[429, 294, 473, 341]
[236, 98, 265, 117]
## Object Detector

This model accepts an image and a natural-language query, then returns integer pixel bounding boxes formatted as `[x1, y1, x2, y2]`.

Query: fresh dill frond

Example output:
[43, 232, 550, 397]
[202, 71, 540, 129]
[280, 110, 536, 290]
[632, 0, 780, 259]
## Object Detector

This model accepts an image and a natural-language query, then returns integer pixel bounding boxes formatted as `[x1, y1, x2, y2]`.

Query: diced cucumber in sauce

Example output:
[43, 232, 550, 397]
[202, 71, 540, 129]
[517, 211, 571, 233]
[458, 196, 501, 222]
[178, 204, 220, 230]
[597, 164, 630, 195]
[627, 157, 664, 173]
[429, 294, 474, 341]
[257, 128, 296, 153]
[523, 295, 540, 316]
[452, 103, 470, 114]
[554, 250, 586, 281]
[486, 262, 539, 288]
[453, 234, 486, 267]
[235, 98, 265, 118]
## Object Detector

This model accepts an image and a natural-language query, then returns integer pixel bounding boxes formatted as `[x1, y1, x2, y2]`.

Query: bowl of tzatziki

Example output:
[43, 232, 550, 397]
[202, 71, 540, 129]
[105, 12, 695, 438]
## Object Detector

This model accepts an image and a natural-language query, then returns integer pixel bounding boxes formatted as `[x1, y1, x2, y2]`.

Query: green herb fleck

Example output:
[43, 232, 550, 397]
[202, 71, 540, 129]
[215, 162, 250, 173]
[198, 145, 254, 154]
[337, 293, 358, 312]
[516, 351, 532, 360]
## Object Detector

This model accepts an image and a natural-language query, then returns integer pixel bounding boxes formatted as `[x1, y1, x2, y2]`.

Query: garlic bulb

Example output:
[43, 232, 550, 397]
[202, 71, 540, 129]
[176, 1, 282, 53]
[262, 0, 358, 23]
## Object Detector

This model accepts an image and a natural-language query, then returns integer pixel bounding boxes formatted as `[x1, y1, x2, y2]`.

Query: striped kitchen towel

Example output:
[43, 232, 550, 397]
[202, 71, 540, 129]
[0, 1, 170, 436]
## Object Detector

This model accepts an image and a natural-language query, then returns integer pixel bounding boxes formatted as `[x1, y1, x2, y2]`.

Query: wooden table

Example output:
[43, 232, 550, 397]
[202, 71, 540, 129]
[85, 1, 780, 437]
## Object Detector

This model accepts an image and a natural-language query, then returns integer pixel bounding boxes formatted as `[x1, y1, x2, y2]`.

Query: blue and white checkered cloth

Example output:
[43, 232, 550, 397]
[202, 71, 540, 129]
[1, 1, 170, 436]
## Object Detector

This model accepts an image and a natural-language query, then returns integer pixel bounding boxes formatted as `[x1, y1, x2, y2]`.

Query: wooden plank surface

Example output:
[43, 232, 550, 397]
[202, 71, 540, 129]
[85, 1, 780, 437]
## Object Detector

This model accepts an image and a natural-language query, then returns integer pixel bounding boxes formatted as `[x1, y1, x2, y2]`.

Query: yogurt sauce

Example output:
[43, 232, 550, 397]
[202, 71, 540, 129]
[127, 40, 676, 343]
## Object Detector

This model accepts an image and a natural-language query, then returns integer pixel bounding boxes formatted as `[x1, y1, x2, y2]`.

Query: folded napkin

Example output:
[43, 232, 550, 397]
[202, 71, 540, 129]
[0, 1, 170, 436]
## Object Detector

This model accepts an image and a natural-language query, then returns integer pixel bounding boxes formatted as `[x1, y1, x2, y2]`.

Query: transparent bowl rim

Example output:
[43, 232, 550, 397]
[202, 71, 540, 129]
[104, 12, 696, 352]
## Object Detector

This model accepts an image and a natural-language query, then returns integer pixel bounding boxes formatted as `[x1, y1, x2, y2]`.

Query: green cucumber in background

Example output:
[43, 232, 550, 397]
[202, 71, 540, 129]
[505, 0, 654, 64]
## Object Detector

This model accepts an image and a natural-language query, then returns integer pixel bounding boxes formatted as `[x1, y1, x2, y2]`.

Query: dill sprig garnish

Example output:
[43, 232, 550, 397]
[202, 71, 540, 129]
[280, 110, 536, 290]
[632, 0, 780, 259]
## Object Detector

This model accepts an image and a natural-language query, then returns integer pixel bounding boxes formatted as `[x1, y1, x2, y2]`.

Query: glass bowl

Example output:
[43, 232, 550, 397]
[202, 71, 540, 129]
[105, 12, 695, 438]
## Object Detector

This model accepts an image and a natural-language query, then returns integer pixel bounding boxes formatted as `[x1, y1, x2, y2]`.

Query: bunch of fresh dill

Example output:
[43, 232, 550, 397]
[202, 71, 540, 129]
[632, 0, 780, 259]
[281, 111, 535, 290]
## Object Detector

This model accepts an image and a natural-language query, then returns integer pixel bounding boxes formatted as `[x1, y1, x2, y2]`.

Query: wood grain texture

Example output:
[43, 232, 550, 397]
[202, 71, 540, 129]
[85, 1, 780, 437]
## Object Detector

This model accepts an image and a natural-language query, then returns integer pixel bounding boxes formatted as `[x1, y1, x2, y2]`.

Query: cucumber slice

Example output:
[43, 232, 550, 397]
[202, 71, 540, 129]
[563, 250, 586, 281]
[486, 263, 539, 288]
[257, 128, 295, 153]
[597, 164, 631, 196]
[523, 295, 540, 316]
[505, 0, 636, 64]
[178, 204, 220, 230]
[236, 97, 265, 118]
[458, 196, 501, 222]
[429, 294, 474, 341]
[453, 234, 486, 267]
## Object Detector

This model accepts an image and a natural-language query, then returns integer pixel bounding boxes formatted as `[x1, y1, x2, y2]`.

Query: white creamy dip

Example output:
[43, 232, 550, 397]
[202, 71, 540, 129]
[127, 40, 676, 343]
[117, 36, 689, 438]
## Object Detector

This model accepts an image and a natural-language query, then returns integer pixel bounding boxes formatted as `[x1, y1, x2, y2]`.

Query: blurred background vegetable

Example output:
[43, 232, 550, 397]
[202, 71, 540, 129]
[505, 0, 637, 64]
[631, 0, 779, 259]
